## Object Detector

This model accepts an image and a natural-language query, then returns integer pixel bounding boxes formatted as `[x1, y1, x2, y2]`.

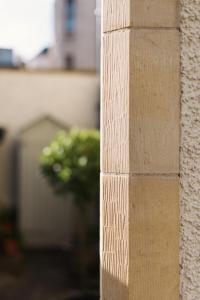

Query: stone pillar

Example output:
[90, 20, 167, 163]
[101, 1, 180, 299]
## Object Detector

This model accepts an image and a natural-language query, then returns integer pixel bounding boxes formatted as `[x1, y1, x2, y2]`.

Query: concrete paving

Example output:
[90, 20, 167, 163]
[0, 250, 99, 300]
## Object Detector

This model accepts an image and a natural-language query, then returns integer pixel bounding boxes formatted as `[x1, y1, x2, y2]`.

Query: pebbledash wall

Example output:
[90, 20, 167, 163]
[181, 1, 200, 299]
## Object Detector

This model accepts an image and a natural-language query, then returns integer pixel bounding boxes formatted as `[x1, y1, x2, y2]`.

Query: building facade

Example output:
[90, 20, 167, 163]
[54, 0, 96, 70]
[95, 0, 101, 71]
[27, 0, 97, 71]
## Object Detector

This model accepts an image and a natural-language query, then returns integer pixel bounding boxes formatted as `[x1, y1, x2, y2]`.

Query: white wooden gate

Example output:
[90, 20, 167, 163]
[19, 116, 76, 247]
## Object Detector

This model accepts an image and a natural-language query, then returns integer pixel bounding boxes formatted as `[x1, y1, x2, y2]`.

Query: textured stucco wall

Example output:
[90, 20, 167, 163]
[181, 1, 200, 299]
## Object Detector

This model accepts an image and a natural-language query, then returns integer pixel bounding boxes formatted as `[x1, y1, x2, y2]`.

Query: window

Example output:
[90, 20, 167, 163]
[65, 54, 74, 69]
[65, 0, 76, 34]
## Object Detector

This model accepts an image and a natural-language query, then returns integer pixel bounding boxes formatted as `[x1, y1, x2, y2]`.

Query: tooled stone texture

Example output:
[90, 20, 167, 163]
[181, 1, 200, 299]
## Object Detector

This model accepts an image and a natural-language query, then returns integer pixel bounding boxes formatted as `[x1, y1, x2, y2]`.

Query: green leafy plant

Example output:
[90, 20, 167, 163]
[40, 128, 100, 210]
[40, 128, 100, 286]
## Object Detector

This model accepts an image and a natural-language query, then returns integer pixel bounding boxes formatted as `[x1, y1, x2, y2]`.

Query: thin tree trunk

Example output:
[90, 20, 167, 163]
[77, 205, 88, 289]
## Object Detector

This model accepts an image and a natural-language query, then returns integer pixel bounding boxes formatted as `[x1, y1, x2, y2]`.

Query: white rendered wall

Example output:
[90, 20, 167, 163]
[0, 70, 99, 208]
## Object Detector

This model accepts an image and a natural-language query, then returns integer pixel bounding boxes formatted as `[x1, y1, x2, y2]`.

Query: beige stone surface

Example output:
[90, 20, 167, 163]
[101, 174, 129, 300]
[103, 0, 130, 32]
[101, 2, 181, 299]
[180, 1, 200, 299]
[130, 29, 180, 174]
[103, 0, 179, 32]
[101, 30, 130, 173]
[101, 175, 179, 300]
[129, 176, 179, 300]
[102, 29, 180, 174]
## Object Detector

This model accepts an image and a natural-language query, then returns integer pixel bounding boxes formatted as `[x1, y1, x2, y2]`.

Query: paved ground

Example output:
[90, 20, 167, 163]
[0, 250, 99, 300]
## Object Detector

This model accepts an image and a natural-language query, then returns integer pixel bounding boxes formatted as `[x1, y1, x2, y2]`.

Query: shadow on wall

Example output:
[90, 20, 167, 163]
[101, 269, 128, 300]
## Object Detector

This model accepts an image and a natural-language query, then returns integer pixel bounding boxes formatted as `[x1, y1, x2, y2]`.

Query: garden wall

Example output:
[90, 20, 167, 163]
[0, 70, 99, 208]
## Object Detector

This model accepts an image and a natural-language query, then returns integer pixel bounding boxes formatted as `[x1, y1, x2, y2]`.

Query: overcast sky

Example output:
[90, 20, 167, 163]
[0, 0, 55, 61]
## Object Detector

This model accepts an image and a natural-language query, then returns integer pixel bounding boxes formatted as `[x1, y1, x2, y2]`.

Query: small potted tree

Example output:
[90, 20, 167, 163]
[40, 128, 100, 294]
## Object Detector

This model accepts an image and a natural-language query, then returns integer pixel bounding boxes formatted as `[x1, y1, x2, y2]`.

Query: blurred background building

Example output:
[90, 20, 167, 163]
[28, 0, 96, 71]
[0, 1, 101, 298]
[54, 0, 96, 70]
[95, 0, 101, 71]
